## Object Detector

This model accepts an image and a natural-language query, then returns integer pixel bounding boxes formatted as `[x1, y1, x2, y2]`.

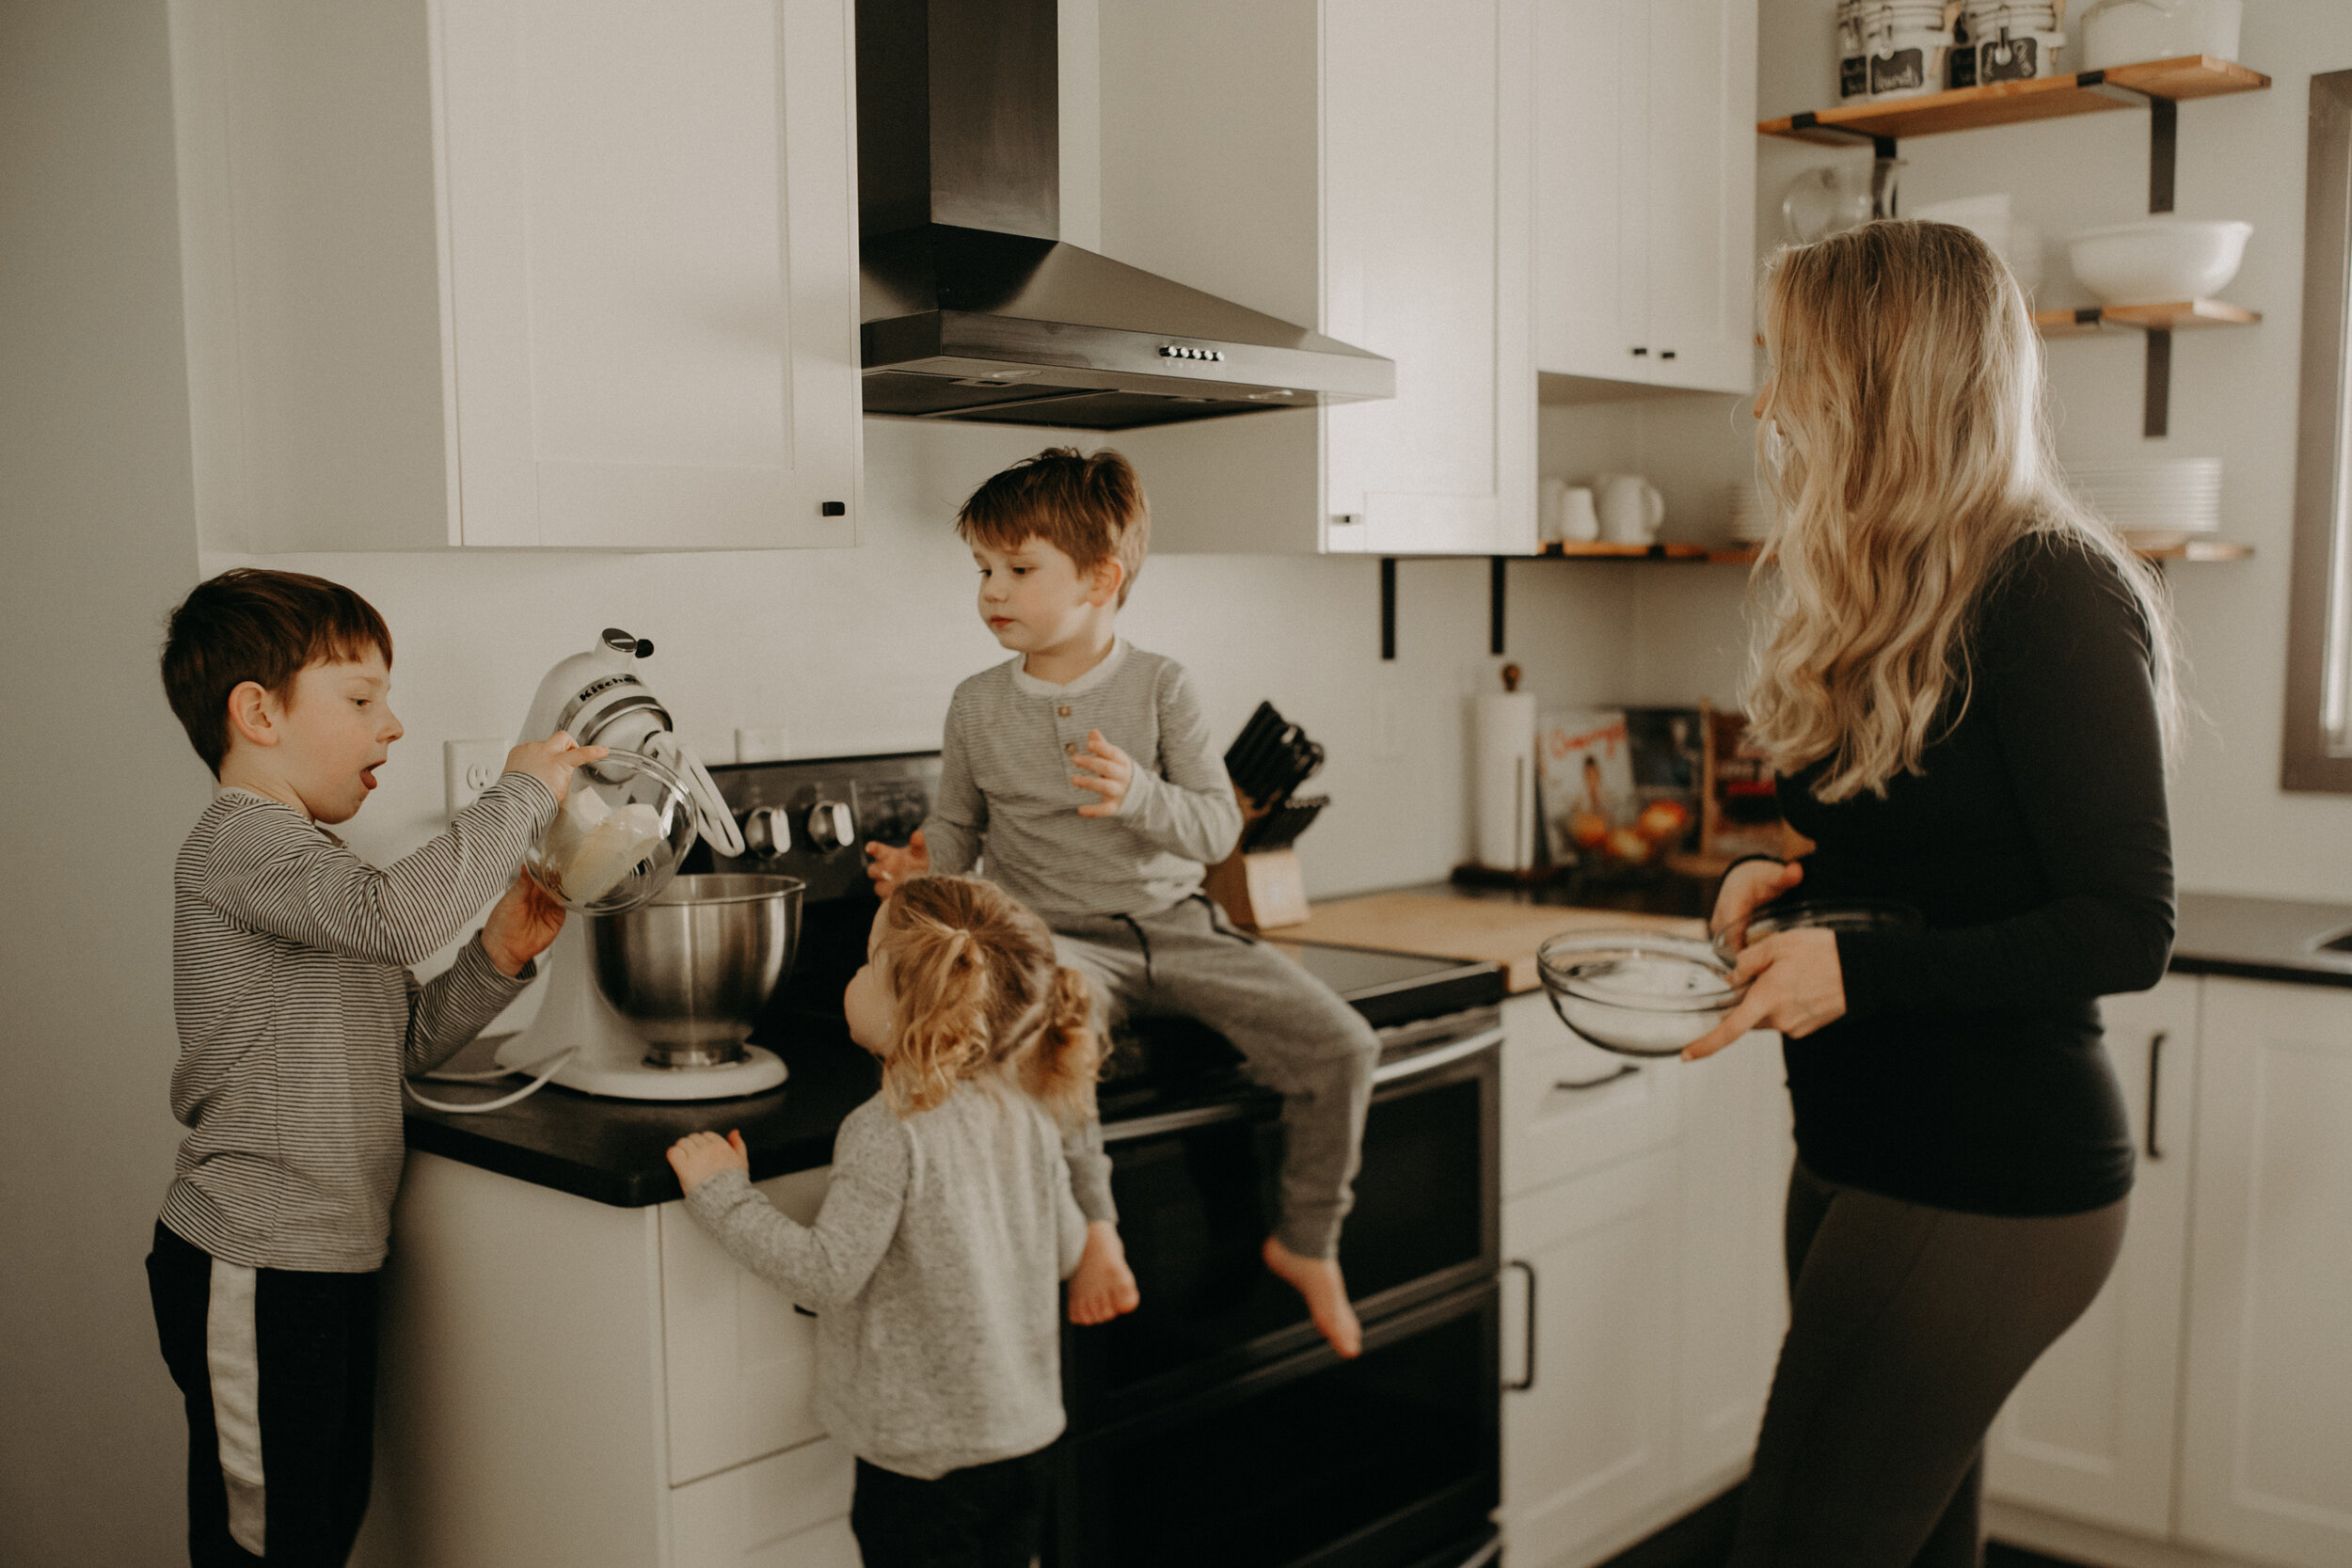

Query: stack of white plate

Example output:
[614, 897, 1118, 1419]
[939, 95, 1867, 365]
[1726, 483, 1777, 544]
[2065, 458, 2223, 547]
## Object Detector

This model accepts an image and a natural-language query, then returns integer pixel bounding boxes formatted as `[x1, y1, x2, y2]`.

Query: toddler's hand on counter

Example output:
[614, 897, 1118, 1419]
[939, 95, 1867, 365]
[865, 830, 930, 897]
[1073, 731, 1135, 818]
[504, 730, 610, 803]
[482, 871, 565, 976]
[668, 1130, 750, 1194]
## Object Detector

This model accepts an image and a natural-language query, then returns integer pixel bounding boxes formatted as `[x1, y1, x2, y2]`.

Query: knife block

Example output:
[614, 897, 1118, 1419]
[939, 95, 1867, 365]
[1205, 847, 1311, 929]
[1204, 788, 1312, 928]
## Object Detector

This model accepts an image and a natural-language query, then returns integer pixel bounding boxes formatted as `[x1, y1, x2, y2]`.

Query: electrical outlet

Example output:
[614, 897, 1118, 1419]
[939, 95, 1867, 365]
[735, 725, 791, 764]
[443, 738, 508, 817]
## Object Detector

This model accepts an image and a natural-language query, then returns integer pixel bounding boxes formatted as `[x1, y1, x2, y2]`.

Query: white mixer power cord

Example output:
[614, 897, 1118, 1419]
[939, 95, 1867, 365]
[404, 1049, 578, 1115]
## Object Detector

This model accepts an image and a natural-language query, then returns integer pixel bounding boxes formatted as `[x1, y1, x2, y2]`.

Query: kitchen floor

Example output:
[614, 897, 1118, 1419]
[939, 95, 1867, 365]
[1594, 1488, 2095, 1568]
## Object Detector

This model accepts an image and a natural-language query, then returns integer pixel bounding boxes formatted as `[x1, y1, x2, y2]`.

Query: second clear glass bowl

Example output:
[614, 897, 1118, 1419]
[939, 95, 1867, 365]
[521, 749, 698, 914]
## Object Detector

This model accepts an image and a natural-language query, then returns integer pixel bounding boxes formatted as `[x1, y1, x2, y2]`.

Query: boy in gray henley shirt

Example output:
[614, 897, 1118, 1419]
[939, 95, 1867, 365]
[868, 448, 1380, 1357]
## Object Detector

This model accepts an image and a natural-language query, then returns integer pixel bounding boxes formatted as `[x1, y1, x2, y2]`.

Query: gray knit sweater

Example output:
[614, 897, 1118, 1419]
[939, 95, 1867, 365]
[682, 1080, 1088, 1480]
[922, 641, 1244, 922]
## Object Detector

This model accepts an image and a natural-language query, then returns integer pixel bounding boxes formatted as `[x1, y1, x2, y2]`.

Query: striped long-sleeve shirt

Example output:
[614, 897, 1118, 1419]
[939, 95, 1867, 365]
[161, 774, 556, 1272]
[922, 641, 1244, 922]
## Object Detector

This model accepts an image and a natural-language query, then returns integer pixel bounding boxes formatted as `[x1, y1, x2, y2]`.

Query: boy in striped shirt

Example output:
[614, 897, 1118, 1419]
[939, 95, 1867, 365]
[150, 569, 596, 1564]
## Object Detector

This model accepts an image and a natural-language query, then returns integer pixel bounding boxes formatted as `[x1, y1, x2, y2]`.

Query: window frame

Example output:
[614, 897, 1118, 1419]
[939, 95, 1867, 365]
[2284, 69, 2352, 792]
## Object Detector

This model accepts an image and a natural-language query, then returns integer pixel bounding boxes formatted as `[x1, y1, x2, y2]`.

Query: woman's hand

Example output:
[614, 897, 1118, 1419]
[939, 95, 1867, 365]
[667, 1130, 750, 1194]
[1710, 858, 1805, 952]
[1681, 927, 1846, 1060]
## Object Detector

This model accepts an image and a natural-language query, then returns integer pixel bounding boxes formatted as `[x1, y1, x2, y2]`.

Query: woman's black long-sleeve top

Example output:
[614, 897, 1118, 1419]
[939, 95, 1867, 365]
[1769, 534, 2174, 1217]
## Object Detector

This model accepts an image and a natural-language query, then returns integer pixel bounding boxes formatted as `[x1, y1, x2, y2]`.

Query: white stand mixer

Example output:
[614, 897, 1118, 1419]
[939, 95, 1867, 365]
[495, 630, 788, 1101]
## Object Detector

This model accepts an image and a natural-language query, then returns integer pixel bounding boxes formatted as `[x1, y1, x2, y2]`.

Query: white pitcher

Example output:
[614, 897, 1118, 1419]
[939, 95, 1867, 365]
[1595, 474, 1664, 546]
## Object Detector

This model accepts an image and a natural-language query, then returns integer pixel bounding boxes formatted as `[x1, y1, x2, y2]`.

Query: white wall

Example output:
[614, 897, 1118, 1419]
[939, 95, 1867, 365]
[1559, 0, 2352, 902]
[0, 3, 215, 1562]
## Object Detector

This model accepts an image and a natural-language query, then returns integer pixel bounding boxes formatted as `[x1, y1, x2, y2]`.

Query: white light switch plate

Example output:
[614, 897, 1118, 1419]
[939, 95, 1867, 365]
[735, 725, 791, 764]
[443, 739, 508, 817]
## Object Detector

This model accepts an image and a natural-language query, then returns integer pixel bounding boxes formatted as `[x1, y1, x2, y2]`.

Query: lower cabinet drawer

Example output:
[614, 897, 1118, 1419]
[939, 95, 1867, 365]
[660, 1166, 834, 1485]
[1502, 992, 1683, 1198]
[671, 1436, 856, 1568]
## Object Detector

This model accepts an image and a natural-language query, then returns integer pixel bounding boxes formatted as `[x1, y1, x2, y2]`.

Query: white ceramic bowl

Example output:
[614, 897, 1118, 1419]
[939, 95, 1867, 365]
[2067, 217, 2251, 305]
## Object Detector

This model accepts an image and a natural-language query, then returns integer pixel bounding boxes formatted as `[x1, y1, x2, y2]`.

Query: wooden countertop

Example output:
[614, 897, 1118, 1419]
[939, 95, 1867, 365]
[1261, 890, 1702, 995]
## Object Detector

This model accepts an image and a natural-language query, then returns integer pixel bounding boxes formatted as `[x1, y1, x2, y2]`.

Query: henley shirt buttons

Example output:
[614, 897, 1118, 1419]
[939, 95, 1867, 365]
[1057, 705, 1072, 718]
[1064, 741, 1078, 755]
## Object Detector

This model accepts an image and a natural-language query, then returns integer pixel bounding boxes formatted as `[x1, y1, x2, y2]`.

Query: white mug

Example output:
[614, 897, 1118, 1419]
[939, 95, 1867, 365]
[1559, 485, 1600, 543]
[1595, 474, 1664, 545]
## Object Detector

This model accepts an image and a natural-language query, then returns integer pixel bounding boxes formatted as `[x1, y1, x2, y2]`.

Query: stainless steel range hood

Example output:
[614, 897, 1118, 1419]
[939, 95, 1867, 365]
[856, 0, 1393, 430]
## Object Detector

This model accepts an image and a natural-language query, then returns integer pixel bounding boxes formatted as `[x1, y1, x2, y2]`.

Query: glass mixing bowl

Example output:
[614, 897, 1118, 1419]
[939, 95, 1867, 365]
[1536, 929, 1744, 1057]
[521, 749, 698, 914]
[1718, 897, 1922, 964]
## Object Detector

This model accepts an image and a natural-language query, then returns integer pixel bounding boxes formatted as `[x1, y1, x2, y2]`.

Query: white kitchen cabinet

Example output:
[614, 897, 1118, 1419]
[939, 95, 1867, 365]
[2177, 978, 2352, 1568]
[352, 1153, 852, 1568]
[1502, 990, 1683, 1199]
[1534, 0, 1756, 395]
[1673, 1034, 1790, 1496]
[168, 0, 862, 552]
[1502, 1150, 1681, 1568]
[1099, 0, 1537, 556]
[1985, 978, 2201, 1540]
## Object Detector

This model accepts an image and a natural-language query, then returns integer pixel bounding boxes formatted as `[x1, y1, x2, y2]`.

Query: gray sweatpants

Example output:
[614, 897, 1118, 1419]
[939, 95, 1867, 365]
[1053, 895, 1380, 1259]
[1728, 1161, 2129, 1568]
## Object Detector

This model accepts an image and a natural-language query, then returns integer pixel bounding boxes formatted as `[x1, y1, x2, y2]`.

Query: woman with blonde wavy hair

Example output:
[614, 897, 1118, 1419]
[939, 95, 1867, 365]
[1682, 220, 2178, 1567]
[666, 875, 1101, 1568]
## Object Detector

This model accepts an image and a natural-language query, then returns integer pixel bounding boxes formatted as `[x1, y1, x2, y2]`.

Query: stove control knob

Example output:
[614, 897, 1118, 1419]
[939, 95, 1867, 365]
[741, 806, 786, 858]
[808, 799, 855, 852]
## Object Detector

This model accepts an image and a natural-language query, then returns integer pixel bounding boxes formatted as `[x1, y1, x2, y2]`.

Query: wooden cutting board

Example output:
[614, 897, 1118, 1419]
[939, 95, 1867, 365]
[1261, 892, 1702, 994]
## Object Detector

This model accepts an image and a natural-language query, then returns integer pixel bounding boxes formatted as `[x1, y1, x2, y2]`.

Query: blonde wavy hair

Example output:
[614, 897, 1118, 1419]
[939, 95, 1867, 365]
[1746, 219, 2181, 801]
[870, 875, 1103, 1122]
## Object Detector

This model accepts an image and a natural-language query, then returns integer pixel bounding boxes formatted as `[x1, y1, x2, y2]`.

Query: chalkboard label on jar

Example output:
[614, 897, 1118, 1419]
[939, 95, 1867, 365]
[1980, 37, 2041, 83]
[1870, 47, 1926, 95]
[1949, 27, 1977, 87]
[1840, 54, 1869, 100]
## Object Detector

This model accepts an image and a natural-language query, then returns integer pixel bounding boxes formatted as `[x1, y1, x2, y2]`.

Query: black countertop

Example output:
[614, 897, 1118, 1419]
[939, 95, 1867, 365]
[2170, 891, 2352, 990]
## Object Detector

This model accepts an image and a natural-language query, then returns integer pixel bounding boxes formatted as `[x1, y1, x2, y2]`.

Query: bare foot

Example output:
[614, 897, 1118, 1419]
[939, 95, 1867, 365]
[1263, 1236, 1362, 1358]
[1068, 1221, 1141, 1325]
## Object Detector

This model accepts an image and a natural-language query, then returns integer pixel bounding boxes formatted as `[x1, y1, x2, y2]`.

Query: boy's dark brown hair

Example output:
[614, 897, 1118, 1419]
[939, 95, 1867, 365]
[954, 447, 1151, 606]
[161, 568, 394, 775]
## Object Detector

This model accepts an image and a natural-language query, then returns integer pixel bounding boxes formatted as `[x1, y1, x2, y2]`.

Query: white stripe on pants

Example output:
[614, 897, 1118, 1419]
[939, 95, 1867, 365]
[205, 1259, 266, 1555]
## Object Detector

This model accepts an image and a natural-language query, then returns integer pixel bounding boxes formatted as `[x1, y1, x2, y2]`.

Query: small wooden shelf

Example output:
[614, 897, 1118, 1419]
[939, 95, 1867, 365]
[1549, 542, 2251, 566]
[2035, 299, 2261, 337]
[1759, 56, 2269, 145]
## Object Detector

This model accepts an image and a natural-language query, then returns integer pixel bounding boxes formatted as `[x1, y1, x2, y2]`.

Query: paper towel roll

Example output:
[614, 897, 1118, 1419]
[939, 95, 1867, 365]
[1474, 692, 1537, 871]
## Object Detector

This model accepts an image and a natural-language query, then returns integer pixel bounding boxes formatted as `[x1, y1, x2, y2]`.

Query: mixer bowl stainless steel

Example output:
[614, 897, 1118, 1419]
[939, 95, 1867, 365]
[591, 874, 803, 1069]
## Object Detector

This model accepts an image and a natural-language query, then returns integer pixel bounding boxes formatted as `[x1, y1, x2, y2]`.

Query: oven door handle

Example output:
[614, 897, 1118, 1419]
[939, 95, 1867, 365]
[1504, 1259, 1537, 1392]
[1372, 1025, 1505, 1085]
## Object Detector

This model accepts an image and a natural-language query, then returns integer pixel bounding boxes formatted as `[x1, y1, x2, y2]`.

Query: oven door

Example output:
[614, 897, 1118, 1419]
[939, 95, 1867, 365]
[1066, 1017, 1501, 1426]
[1052, 1281, 1502, 1568]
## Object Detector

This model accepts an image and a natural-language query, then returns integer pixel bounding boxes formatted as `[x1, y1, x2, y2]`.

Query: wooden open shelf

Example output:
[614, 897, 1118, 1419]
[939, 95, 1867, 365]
[1552, 542, 2252, 566]
[1759, 56, 2269, 145]
[2035, 299, 2261, 338]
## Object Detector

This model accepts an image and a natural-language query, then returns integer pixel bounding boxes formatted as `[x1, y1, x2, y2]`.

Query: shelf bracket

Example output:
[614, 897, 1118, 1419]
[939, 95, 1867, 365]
[1380, 557, 1397, 660]
[1489, 557, 1508, 656]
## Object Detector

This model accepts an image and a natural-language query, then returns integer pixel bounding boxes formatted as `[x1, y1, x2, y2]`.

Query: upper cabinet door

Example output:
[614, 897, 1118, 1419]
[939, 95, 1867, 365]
[1534, 0, 1754, 396]
[438, 0, 860, 548]
[1534, 0, 1645, 383]
[1322, 0, 1536, 558]
[170, 0, 861, 552]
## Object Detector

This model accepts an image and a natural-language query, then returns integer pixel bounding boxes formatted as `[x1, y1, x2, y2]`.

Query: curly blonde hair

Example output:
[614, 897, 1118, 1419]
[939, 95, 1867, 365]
[1746, 219, 2181, 801]
[870, 876, 1103, 1121]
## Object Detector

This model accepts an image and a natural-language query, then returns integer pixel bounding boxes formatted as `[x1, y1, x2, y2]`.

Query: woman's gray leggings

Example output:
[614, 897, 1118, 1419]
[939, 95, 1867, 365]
[1728, 1162, 2128, 1568]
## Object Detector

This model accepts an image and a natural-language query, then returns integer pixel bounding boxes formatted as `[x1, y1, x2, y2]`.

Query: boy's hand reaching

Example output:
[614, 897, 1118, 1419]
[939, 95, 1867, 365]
[1072, 731, 1135, 818]
[504, 730, 610, 803]
[482, 871, 567, 976]
[667, 1130, 750, 1195]
[865, 829, 930, 897]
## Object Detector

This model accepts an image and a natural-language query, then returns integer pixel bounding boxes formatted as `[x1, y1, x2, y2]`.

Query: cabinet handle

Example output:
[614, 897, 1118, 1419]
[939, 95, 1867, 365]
[1505, 1259, 1537, 1392]
[1660, 350, 1677, 360]
[1555, 1064, 1641, 1092]
[1630, 346, 1649, 356]
[2144, 1030, 2167, 1160]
